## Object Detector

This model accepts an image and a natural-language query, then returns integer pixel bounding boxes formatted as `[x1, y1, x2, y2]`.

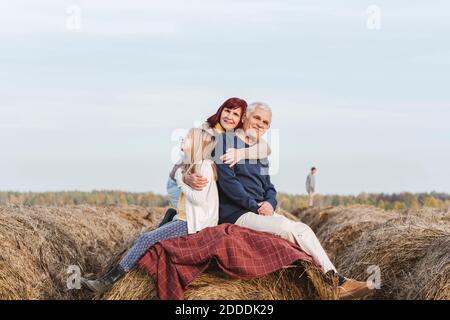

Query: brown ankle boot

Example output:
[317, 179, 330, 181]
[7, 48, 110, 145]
[338, 278, 372, 300]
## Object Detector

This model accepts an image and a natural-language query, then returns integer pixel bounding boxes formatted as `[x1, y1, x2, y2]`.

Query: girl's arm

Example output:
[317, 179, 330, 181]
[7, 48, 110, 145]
[175, 163, 212, 206]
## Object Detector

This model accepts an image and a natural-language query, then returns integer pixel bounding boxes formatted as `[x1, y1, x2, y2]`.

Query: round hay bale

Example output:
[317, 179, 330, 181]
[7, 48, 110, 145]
[276, 208, 301, 222]
[293, 206, 396, 260]
[292, 206, 450, 300]
[335, 221, 450, 300]
[101, 207, 338, 300]
[99, 269, 156, 300]
[404, 234, 450, 300]
[0, 205, 163, 300]
[291, 206, 335, 231]
[102, 261, 338, 300]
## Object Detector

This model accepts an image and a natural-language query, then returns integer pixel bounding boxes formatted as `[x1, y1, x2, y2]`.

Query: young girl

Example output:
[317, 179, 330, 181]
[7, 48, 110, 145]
[165, 97, 271, 215]
[81, 128, 219, 293]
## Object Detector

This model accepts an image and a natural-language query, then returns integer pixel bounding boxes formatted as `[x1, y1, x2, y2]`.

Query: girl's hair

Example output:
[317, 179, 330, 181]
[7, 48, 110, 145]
[182, 128, 218, 180]
[206, 97, 248, 129]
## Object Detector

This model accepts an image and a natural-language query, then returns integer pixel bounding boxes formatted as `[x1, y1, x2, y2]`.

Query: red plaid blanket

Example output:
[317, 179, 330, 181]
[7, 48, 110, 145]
[138, 223, 320, 300]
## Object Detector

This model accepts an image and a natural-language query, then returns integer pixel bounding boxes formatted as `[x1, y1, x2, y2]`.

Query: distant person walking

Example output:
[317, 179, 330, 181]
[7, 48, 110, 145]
[306, 167, 317, 207]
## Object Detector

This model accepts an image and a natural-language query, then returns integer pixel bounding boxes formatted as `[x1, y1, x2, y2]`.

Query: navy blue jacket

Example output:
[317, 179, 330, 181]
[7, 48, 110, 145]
[215, 132, 278, 224]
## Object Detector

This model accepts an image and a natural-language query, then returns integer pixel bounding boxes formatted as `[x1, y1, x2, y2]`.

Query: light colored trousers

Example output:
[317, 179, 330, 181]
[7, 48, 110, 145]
[308, 192, 315, 207]
[235, 212, 337, 273]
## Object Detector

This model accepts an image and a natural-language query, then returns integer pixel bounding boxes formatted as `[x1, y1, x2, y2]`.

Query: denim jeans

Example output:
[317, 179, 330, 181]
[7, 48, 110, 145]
[166, 177, 181, 209]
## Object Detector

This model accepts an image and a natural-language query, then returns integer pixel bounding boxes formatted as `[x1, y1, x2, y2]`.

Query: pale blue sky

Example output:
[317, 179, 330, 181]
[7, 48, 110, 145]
[1, 0, 449, 195]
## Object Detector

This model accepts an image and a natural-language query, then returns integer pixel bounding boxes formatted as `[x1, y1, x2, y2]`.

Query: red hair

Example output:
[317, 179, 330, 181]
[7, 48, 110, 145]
[206, 97, 248, 129]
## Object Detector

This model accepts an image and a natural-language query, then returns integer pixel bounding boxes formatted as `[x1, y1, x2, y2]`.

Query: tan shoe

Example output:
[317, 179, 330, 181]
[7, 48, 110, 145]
[338, 279, 372, 300]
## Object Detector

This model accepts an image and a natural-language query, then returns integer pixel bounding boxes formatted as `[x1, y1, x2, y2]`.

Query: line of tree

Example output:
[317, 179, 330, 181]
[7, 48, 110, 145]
[0, 191, 449, 212]
[277, 192, 450, 212]
[0, 191, 169, 207]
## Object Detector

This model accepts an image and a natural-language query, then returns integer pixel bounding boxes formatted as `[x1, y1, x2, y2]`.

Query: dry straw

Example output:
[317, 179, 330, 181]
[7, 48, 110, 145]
[0, 205, 336, 300]
[102, 261, 337, 300]
[293, 206, 450, 300]
[3, 204, 448, 300]
[0, 205, 162, 300]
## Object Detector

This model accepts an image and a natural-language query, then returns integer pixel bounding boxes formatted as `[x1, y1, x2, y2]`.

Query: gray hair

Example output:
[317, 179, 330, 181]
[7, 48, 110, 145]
[247, 102, 272, 117]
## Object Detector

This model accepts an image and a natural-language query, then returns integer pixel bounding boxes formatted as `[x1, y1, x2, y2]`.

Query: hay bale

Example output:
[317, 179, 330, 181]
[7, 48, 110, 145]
[335, 222, 449, 299]
[276, 208, 301, 222]
[100, 269, 156, 300]
[1, 205, 336, 300]
[102, 261, 337, 300]
[0, 205, 163, 300]
[292, 206, 450, 300]
[401, 234, 450, 300]
[336, 223, 446, 299]
[102, 208, 338, 301]
[293, 206, 396, 260]
[292, 206, 335, 231]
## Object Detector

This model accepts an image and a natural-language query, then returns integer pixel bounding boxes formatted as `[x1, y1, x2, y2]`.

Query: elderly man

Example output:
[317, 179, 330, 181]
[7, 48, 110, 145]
[215, 102, 370, 300]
